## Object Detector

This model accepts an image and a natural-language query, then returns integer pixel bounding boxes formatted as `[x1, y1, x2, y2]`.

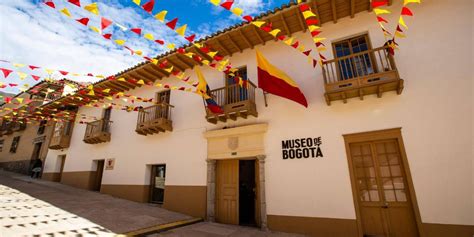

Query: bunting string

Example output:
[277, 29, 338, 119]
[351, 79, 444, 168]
[297, 1, 327, 67]
[209, 0, 320, 68]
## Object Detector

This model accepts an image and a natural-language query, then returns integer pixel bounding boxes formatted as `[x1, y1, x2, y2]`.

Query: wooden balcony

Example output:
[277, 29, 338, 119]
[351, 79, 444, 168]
[49, 121, 73, 149]
[204, 81, 258, 124]
[136, 103, 173, 136]
[83, 119, 112, 144]
[322, 46, 404, 105]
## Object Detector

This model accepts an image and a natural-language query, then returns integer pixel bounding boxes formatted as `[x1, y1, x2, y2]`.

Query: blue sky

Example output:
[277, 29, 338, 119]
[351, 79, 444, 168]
[0, 0, 290, 94]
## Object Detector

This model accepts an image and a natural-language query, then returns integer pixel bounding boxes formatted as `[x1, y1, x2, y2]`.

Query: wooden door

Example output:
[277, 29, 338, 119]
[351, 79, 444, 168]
[58, 155, 66, 182]
[254, 159, 261, 227]
[149, 165, 166, 204]
[93, 160, 105, 192]
[349, 139, 418, 237]
[216, 160, 239, 225]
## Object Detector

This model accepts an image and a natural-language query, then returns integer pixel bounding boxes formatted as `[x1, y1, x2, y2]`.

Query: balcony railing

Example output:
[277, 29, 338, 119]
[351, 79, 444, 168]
[83, 119, 112, 144]
[49, 121, 73, 149]
[322, 46, 404, 105]
[136, 103, 173, 136]
[203, 80, 258, 124]
[11, 120, 26, 132]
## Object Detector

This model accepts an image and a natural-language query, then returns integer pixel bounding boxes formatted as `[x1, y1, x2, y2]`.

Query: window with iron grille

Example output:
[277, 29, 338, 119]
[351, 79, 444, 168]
[10, 136, 20, 153]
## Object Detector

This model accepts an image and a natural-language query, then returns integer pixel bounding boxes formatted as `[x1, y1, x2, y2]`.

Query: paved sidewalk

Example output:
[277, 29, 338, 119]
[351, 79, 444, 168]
[0, 170, 304, 236]
[0, 170, 190, 235]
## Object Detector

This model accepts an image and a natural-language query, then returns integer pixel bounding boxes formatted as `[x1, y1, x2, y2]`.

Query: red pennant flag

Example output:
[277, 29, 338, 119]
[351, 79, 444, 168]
[377, 16, 388, 23]
[166, 18, 178, 30]
[396, 25, 404, 32]
[87, 73, 93, 76]
[31, 75, 41, 81]
[59, 71, 69, 75]
[371, 0, 388, 8]
[178, 87, 185, 91]
[277, 35, 286, 41]
[243, 15, 253, 22]
[315, 42, 325, 47]
[68, 0, 81, 7]
[8, 83, 18, 87]
[76, 17, 90, 26]
[5, 97, 12, 103]
[44, 1, 56, 8]
[0, 68, 12, 78]
[312, 59, 318, 68]
[209, 63, 216, 68]
[177, 48, 186, 54]
[28, 65, 39, 70]
[291, 41, 299, 48]
[306, 19, 318, 26]
[103, 33, 112, 39]
[401, 7, 413, 16]
[200, 46, 210, 53]
[131, 28, 142, 35]
[172, 70, 180, 76]
[101, 17, 113, 30]
[303, 50, 312, 56]
[311, 30, 321, 37]
[319, 53, 327, 60]
[299, 4, 310, 11]
[220, 0, 234, 10]
[154, 39, 164, 45]
[192, 55, 202, 62]
[185, 34, 196, 42]
[142, 0, 155, 13]
[214, 55, 224, 61]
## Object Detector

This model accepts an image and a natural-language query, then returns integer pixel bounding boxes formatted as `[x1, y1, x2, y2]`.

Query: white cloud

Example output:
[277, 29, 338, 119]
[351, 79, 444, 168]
[0, 0, 183, 94]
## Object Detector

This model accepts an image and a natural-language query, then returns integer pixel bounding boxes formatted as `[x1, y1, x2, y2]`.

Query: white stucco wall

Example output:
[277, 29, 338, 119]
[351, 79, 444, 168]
[57, 0, 472, 226]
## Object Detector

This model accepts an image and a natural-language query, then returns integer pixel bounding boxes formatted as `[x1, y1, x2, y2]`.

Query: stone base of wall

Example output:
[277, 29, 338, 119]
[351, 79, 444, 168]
[0, 160, 32, 175]
[267, 215, 358, 237]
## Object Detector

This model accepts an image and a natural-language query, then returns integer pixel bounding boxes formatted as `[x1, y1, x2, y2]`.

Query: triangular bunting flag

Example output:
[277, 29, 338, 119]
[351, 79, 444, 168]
[101, 17, 112, 30]
[0, 68, 12, 78]
[220, 0, 234, 10]
[142, 0, 155, 13]
[166, 18, 178, 29]
[76, 17, 89, 26]
[131, 28, 142, 35]
[68, 0, 81, 7]
[401, 7, 413, 16]
[84, 2, 99, 15]
[155, 10, 167, 22]
[60, 8, 72, 18]
[175, 24, 187, 36]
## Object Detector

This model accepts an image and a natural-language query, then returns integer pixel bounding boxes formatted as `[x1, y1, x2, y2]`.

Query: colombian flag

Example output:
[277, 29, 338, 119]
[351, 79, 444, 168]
[195, 67, 224, 114]
[256, 50, 308, 107]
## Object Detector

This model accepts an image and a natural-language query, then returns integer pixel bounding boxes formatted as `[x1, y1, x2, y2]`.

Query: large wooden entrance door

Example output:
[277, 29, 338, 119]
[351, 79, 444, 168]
[216, 160, 239, 225]
[93, 160, 105, 192]
[348, 138, 419, 237]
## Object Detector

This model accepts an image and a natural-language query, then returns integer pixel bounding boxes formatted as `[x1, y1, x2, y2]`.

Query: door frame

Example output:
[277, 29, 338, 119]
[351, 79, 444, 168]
[343, 128, 425, 237]
[207, 155, 267, 230]
[149, 164, 166, 204]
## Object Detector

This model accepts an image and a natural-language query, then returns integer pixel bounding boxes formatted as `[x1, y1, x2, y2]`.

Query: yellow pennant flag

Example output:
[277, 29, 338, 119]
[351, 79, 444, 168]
[102, 88, 111, 93]
[298, 45, 305, 52]
[164, 66, 174, 73]
[13, 63, 25, 68]
[175, 24, 187, 36]
[374, 8, 391, 15]
[208, 51, 218, 57]
[308, 25, 320, 31]
[155, 83, 163, 87]
[155, 11, 167, 22]
[313, 37, 326, 43]
[284, 37, 294, 45]
[45, 69, 54, 74]
[202, 60, 210, 65]
[137, 80, 145, 85]
[210, 0, 221, 6]
[144, 33, 154, 40]
[117, 77, 126, 82]
[404, 0, 421, 5]
[269, 29, 281, 37]
[317, 46, 327, 52]
[395, 31, 406, 38]
[135, 50, 143, 56]
[303, 10, 316, 19]
[60, 8, 72, 18]
[106, 96, 113, 100]
[84, 3, 99, 15]
[184, 52, 195, 57]
[132, 0, 141, 5]
[251, 21, 266, 28]
[399, 16, 408, 29]
[17, 72, 27, 80]
[151, 59, 159, 65]
[167, 43, 175, 49]
[232, 7, 243, 16]
[114, 39, 125, 45]
[116, 92, 124, 96]
[16, 98, 24, 103]
[89, 26, 101, 34]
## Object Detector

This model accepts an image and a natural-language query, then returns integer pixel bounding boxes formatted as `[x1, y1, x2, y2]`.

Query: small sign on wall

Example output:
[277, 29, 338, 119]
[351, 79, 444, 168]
[282, 137, 323, 159]
[105, 158, 115, 170]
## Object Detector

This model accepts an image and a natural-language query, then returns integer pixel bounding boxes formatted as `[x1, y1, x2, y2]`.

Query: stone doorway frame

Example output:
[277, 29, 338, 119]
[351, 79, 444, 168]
[206, 155, 267, 230]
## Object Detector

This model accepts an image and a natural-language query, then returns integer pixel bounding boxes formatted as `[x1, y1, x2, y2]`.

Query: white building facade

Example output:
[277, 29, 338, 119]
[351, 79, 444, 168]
[42, 0, 473, 236]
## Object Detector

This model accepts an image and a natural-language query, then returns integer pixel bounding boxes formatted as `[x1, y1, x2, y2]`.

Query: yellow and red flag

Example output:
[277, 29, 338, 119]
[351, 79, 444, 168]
[256, 50, 308, 107]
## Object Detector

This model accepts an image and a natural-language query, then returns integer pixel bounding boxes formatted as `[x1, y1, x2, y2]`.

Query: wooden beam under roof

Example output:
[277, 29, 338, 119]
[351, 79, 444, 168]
[149, 64, 171, 78]
[296, 8, 307, 32]
[191, 46, 214, 62]
[226, 34, 242, 53]
[176, 54, 196, 68]
[167, 57, 186, 72]
[331, 0, 337, 23]
[251, 25, 265, 45]
[351, 0, 356, 18]
[132, 70, 156, 83]
[280, 14, 291, 36]
[238, 29, 253, 49]
[310, 1, 322, 26]
[212, 38, 232, 56]
[143, 64, 167, 78]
